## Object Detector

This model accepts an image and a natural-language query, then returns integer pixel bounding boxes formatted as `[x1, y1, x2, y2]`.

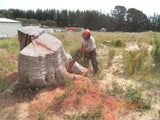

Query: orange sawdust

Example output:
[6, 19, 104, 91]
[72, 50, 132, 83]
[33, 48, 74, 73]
[28, 74, 118, 120]
[31, 87, 65, 109]
[60, 77, 117, 120]
[0, 72, 127, 119]
[29, 87, 65, 119]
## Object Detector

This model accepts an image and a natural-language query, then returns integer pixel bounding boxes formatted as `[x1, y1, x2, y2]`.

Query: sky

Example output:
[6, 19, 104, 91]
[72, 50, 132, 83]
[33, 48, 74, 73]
[0, 0, 159, 16]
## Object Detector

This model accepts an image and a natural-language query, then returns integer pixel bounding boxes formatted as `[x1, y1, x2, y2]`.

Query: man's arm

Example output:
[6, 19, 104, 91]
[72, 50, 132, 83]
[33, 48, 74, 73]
[80, 40, 93, 53]
[81, 44, 91, 53]
[81, 48, 91, 53]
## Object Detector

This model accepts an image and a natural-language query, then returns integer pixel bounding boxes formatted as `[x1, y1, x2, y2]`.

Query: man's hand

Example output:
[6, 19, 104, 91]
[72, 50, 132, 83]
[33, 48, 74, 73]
[76, 49, 83, 59]
[80, 48, 92, 53]
[80, 49, 85, 52]
[78, 53, 83, 59]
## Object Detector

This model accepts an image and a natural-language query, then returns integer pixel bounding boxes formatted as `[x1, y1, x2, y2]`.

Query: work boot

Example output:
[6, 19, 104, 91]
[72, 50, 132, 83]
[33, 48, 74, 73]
[93, 69, 98, 74]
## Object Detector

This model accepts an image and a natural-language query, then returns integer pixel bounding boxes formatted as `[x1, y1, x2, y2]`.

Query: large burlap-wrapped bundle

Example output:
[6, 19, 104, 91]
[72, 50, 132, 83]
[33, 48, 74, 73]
[18, 26, 88, 87]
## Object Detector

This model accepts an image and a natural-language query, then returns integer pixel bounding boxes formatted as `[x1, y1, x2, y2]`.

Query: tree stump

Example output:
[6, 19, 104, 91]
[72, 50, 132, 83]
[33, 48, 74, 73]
[17, 26, 88, 87]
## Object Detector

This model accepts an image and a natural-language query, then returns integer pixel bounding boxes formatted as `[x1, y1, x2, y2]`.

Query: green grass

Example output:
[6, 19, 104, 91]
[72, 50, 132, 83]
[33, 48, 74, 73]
[52, 32, 82, 53]
[63, 76, 73, 93]
[119, 34, 160, 92]
[124, 85, 151, 111]
[107, 81, 151, 111]
[0, 50, 17, 74]
[0, 36, 19, 73]
[109, 40, 126, 47]
[13, 82, 40, 98]
[64, 105, 103, 120]
[108, 47, 116, 60]
[122, 46, 149, 76]
[0, 107, 19, 120]
[93, 32, 155, 43]
[151, 35, 160, 71]
[0, 36, 20, 55]
[0, 36, 19, 93]
[35, 110, 47, 120]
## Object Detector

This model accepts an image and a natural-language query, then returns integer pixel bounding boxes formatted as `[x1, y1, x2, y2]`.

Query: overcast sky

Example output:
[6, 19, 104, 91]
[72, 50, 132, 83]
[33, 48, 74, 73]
[0, 0, 159, 16]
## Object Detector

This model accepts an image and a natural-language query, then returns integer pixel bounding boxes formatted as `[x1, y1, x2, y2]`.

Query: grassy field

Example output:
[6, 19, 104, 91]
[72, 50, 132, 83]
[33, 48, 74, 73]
[0, 36, 19, 93]
[0, 31, 160, 119]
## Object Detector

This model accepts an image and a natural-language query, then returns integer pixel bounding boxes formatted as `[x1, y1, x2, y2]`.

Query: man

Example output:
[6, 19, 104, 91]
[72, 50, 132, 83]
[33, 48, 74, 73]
[80, 29, 98, 74]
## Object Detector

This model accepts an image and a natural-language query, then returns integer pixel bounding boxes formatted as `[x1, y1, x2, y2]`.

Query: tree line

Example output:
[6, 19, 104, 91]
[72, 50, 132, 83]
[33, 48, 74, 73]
[0, 6, 160, 32]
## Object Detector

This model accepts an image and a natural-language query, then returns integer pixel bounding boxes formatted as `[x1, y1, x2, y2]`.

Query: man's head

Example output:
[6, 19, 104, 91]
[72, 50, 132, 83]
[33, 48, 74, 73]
[82, 29, 91, 40]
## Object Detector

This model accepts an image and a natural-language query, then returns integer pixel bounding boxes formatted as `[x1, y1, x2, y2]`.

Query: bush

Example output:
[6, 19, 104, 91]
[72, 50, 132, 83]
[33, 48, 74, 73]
[158, 110, 160, 118]
[42, 19, 57, 27]
[151, 35, 160, 70]
[106, 48, 116, 68]
[108, 47, 116, 59]
[64, 105, 103, 120]
[123, 46, 149, 75]
[16, 18, 39, 26]
[110, 40, 126, 47]
[13, 82, 40, 98]
[125, 85, 151, 111]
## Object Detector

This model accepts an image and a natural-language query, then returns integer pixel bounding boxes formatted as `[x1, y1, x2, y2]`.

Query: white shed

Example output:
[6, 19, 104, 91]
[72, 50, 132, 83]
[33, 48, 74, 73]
[0, 18, 22, 37]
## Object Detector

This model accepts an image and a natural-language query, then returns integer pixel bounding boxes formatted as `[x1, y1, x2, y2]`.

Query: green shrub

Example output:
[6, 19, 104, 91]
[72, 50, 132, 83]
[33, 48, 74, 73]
[107, 82, 151, 111]
[110, 40, 126, 47]
[64, 105, 103, 120]
[123, 46, 149, 75]
[13, 82, 40, 98]
[158, 110, 160, 118]
[108, 48, 116, 59]
[125, 85, 151, 111]
[151, 35, 160, 71]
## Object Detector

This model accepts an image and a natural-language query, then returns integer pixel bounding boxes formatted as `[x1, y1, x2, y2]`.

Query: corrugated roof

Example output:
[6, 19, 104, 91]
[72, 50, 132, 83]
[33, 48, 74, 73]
[0, 18, 21, 23]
